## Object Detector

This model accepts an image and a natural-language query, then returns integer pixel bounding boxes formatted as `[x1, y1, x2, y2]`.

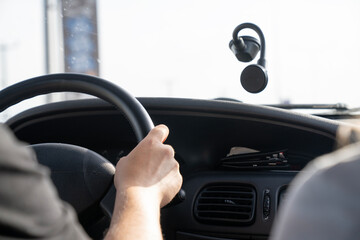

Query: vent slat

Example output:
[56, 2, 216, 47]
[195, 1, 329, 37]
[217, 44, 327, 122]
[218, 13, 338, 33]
[199, 196, 253, 200]
[196, 218, 250, 223]
[198, 198, 253, 205]
[198, 210, 251, 215]
[202, 190, 254, 196]
[203, 189, 254, 193]
[201, 191, 254, 199]
[204, 186, 254, 192]
[197, 203, 253, 209]
[194, 184, 256, 226]
[197, 212, 251, 221]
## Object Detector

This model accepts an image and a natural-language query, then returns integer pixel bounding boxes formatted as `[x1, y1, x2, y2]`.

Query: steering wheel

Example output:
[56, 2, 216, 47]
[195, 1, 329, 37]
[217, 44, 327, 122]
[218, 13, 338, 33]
[0, 73, 154, 234]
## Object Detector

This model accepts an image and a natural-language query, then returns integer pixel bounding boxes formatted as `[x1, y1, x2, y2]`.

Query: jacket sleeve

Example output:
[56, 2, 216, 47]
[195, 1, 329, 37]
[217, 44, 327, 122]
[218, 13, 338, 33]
[0, 124, 90, 240]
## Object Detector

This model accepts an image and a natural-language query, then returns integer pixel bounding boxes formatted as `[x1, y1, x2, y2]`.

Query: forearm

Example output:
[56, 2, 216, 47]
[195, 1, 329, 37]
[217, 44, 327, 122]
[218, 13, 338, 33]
[105, 125, 182, 240]
[105, 188, 163, 240]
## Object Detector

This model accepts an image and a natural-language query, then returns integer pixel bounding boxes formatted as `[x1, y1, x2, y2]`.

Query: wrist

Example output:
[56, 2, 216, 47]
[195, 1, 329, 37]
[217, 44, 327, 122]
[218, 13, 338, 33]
[120, 186, 162, 208]
[106, 186, 163, 240]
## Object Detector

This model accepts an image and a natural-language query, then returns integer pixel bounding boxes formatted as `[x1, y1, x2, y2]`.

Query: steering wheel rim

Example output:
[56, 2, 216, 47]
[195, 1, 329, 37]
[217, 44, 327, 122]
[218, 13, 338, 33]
[0, 73, 154, 141]
[0, 73, 155, 233]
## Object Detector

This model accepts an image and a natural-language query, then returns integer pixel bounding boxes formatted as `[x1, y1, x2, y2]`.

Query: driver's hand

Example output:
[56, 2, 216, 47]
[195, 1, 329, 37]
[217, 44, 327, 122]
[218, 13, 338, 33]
[114, 124, 182, 207]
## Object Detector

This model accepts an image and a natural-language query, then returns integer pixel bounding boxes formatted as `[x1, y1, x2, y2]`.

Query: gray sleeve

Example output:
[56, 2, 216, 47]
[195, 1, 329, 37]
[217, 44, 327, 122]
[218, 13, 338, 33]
[0, 124, 90, 240]
[270, 142, 360, 240]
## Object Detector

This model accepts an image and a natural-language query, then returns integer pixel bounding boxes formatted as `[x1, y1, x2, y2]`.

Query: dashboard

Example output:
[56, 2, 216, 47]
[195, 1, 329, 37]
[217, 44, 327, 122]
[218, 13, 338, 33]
[7, 97, 341, 240]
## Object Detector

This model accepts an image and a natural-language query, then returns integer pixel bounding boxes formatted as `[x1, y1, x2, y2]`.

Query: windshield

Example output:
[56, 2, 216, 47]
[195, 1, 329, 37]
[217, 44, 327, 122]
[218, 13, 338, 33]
[1, 0, 360, 119]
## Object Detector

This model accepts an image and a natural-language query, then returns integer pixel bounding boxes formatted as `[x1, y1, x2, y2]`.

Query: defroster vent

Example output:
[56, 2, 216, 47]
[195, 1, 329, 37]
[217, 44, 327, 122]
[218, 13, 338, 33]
[194, 184, 256, 226]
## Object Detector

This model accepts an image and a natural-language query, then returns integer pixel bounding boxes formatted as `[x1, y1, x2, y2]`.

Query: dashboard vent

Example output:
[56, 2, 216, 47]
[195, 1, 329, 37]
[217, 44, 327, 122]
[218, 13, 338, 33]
[194, 184, 256, 226]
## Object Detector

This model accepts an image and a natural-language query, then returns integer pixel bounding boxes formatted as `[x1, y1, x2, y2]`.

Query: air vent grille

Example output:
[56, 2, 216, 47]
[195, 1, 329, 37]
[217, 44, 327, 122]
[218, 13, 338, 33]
[194, 184, 256, 226]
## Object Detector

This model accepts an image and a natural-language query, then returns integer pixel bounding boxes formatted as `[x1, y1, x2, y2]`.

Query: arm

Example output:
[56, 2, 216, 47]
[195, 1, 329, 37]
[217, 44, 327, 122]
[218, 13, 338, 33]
[105, 125, 183, 240]
[0, 124, 89, 239]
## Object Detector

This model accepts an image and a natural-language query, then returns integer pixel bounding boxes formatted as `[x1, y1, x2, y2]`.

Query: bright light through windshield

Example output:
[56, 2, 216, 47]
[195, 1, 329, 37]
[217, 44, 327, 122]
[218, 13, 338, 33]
[1, 0, 360, 120]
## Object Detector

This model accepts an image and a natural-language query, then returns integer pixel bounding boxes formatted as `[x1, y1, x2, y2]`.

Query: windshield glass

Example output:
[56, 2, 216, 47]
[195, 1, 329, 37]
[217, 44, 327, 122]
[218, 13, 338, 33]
[1, 0, 360, 119]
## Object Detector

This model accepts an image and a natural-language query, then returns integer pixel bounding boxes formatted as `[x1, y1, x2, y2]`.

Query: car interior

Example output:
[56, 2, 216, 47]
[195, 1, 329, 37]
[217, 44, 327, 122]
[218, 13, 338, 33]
[1, 1, 360, 240]
[0, 72, 354, 240]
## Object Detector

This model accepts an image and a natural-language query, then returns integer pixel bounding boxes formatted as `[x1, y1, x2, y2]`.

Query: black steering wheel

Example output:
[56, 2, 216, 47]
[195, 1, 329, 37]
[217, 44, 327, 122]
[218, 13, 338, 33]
[0, 73, 154, 234]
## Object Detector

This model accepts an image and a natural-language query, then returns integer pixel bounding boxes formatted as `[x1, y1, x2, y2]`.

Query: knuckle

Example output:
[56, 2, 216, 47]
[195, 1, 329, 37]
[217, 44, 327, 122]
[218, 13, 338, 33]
[177, 173, 183, 186]
[151, 127, 162, 136]
[144, 137, 157, 148]
[163, 145, 175, 158]
[116, 156, 127, 168]
[165, 148, 174, 158]
[174, 171, 183, 190]
[173, 159, 180, 170]
[171, 160, 181, 181]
